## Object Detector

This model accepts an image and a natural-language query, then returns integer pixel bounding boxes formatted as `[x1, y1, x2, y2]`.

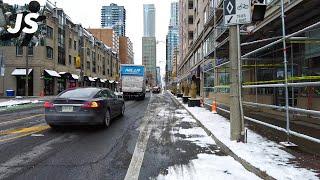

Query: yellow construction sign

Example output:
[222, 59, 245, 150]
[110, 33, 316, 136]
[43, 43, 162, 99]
[76, 55, 81, 69]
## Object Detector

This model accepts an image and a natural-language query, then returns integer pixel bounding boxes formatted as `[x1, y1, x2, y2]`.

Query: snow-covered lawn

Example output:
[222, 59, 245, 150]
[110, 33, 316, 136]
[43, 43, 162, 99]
[0, 99, 40, 108]
[176, 98, 319, 180]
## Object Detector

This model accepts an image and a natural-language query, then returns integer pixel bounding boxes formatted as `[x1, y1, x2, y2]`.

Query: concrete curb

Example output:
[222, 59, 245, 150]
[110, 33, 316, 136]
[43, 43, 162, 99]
[168, 92, 275, 180]
[0, 103, 43, 115]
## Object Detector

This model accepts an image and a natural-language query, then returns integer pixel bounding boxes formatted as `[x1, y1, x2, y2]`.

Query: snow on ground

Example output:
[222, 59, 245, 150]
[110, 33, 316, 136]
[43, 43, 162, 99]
[0, 99, 39, 108]
[175, 127, 216, 148]
[157, 154, 261, 180]
[156, 101, 260, 180]
[177, 98, 319, 180]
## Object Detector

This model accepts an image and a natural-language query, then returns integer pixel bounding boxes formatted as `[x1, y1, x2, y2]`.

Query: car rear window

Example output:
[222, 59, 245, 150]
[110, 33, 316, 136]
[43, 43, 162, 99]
[58, 88, 99, 98]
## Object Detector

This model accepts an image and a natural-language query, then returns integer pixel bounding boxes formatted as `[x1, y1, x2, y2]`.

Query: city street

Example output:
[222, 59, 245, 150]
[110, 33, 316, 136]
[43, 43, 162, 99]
[0, 93, 261, 180]
[0, 95, 148, 180]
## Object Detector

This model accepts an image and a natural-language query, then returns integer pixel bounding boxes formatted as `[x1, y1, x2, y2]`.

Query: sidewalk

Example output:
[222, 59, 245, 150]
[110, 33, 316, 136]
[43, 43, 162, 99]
[131, 93, 261, 179]
[170, 92, 319, 180]
[0, 96, 53, 109]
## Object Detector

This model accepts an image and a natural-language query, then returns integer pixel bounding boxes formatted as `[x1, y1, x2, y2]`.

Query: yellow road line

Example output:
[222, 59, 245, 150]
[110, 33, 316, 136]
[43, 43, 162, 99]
[0, 125, 50, 142]
[0, 125, 49, 135]
[0, 114, 44, 126]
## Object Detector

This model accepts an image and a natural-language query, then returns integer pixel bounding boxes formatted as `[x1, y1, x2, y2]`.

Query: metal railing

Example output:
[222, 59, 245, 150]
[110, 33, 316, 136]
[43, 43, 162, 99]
[204, 102, 320, 144]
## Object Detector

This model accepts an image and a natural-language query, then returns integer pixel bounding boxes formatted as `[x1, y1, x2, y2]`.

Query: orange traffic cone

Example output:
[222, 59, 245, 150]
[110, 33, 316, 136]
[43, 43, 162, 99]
[211, 99, 217, 113]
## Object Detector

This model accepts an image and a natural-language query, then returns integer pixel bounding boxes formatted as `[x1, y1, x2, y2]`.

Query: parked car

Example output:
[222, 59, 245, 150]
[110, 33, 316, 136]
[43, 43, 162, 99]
[44, 87, 125, 128]
[152, 86, 161, 94]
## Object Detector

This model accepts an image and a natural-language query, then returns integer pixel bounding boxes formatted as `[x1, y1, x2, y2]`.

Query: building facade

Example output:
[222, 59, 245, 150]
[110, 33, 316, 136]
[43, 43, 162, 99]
[142, 4, 157, 87]
[87, 28, 119, 55]
[0, 3, 120, 96]
[143, 4, 156, 37]
[166, 2, 180, 86]
[142, 37, 156, 87]
[177, 0, 320, 122]
[119, 36, 134, 64]
[101, 3, 126, 36]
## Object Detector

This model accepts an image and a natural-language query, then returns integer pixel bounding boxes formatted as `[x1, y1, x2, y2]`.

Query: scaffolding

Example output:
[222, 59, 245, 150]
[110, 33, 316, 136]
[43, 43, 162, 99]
[202, 0, 320, 145]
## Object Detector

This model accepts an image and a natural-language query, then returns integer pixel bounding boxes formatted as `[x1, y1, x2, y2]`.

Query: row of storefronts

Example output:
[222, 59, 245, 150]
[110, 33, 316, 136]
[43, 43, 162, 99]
[7, 68, 118, 96]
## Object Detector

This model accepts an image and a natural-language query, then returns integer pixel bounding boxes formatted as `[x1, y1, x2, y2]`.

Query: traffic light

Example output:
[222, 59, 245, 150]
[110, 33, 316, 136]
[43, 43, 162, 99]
[251, 0, 267, 22]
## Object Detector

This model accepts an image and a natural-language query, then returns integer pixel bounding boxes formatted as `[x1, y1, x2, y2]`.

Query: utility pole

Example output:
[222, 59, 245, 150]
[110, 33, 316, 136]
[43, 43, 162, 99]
[229, 25, 244, 141]
[25, 46, 29, 97]
[224, 0, 251, 142]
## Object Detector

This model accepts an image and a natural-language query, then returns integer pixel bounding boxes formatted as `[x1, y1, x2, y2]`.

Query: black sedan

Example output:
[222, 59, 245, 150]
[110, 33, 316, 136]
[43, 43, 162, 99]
[44, 88, 125, 128]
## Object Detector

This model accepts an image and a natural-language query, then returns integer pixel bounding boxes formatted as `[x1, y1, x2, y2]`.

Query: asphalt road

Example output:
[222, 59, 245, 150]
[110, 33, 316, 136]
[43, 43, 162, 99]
[0, 94, 150, 180]
[0, 92, 261, 180]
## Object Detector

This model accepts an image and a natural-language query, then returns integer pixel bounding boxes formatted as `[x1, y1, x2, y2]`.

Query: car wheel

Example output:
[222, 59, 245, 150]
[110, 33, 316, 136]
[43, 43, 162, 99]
[104, 109, 111, 128]
[120, 104, 125, 116]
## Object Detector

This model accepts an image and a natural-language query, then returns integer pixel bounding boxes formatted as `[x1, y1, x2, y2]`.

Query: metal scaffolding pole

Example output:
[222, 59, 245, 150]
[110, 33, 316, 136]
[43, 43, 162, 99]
[280, 0, 290, 143]
[242, 20, 320, 58]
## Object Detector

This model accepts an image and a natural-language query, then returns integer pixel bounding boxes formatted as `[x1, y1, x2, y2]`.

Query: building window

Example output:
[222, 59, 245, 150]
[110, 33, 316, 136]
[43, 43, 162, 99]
[188, 31, 194, 40]
[86, 61, 90, 70]
[188, 16, 193, 24]
[47, 26, 53, 39]
[74, 40, 77, 50]
[46, 46, 53, 59]
[69, 38, 72, 49]
[58, 47, 66, 65]
[188, 0, 193, 9]
[69, 55, 72, 65]
[87, 48, 90, 56]
[28, 46, 33, 56]
[92, 61, 96, 73]
[16, 46, 23, 56]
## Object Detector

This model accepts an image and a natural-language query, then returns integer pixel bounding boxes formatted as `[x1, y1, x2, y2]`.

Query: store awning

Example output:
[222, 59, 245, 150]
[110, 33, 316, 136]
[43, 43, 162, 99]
[11, 69, 33, 76]
[88, 77, 95, 82]
[45, 70, 61, 77]
[71, 74, 79, 80]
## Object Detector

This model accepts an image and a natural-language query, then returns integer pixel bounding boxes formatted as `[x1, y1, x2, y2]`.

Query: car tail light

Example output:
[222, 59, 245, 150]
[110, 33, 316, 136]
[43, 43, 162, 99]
[44, 102, 54, 109]
[82, 101, 99, 108]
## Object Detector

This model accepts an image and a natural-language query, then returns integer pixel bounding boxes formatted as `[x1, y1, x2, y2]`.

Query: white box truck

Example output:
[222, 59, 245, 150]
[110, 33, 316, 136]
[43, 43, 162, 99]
[120, 64, 146, 100]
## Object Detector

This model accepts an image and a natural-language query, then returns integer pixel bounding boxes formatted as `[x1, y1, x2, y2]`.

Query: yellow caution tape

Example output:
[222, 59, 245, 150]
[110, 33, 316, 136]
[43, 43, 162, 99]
[243, 76, 320, 85]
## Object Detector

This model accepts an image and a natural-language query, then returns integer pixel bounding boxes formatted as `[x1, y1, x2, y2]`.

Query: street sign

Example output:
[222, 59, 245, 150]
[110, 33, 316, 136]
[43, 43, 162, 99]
[224, 0, 251, 26]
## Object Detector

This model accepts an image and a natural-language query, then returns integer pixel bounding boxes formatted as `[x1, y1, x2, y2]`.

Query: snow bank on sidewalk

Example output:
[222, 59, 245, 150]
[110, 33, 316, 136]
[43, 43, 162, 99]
[178, 99, 319, 180]
[157, 154, 261, 180]
[0, 99, 39, 108]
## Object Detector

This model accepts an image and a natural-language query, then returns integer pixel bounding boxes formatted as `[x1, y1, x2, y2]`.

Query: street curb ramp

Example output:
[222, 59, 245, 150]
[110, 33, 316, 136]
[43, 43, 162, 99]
[168, 92, 275, 180]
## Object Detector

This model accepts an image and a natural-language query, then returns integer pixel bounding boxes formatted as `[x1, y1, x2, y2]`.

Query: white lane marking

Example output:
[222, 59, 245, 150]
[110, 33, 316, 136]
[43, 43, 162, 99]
[0, 135, 75, 179]
[124, 95, 157, 180]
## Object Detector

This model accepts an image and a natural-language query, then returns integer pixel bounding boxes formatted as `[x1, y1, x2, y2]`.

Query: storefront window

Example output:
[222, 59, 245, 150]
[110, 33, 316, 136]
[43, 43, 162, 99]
[218, 70, 230, 93]
[204, 69, 214, 99]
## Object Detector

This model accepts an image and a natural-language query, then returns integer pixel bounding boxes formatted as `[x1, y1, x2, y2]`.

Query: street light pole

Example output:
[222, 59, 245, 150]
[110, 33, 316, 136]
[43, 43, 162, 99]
[25, 46, 29, 97]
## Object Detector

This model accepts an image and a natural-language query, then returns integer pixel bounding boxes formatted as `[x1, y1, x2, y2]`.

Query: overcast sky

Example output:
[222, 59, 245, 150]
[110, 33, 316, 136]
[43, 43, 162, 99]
[4, 0, 175, 78]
